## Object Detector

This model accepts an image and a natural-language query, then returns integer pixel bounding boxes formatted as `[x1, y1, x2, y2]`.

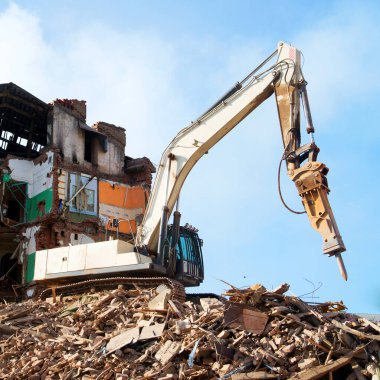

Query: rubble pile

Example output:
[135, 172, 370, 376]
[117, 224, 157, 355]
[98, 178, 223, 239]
[0, 283, 379, 379]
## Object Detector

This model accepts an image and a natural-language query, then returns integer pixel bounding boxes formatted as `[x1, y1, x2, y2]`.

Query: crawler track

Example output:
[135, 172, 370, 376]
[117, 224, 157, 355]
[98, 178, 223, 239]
[39, 276, 186, 303]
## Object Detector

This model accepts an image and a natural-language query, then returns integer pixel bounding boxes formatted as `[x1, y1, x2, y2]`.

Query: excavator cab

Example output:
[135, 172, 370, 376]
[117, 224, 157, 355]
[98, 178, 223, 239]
[165, 225, 204, 286]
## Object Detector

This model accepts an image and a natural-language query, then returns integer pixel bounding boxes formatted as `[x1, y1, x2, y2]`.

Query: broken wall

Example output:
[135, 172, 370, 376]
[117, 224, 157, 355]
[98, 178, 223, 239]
[7, 152, 54, 222]
[27, 152, 54, 221]
[6, 152, 55, 284]
[50, 106, 126, 177]
[49, 104, 86, 166]
[99, 180, 147, 234]
[56, 171, 147, 235]
[1, 137, 56, 288]
[90, 122, 126, 176]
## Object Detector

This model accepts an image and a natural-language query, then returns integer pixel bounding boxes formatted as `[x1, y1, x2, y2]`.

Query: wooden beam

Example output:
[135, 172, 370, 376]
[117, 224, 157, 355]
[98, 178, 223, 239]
[289, 347, 364, 380]
[331, 320, 380, 341]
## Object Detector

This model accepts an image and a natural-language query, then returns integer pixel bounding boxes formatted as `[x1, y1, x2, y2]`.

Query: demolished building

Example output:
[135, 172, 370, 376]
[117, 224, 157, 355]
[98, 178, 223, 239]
[0, 82, 155, 291]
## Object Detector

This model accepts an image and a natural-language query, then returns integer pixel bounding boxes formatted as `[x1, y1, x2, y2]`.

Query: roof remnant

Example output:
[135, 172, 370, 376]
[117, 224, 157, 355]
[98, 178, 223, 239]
[0, 83, 49, 158]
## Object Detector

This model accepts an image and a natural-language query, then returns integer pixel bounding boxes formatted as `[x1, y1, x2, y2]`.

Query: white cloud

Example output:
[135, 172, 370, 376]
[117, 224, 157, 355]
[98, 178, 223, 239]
[0, 3, 187, 161]
[0, 3, 54, 90]
[60, 25, 183, 160]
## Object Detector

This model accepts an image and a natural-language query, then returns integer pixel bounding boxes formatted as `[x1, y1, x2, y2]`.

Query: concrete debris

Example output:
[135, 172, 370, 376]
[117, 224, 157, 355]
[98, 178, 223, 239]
[148, 288, 172, 311]
[0, 283, 379, 379]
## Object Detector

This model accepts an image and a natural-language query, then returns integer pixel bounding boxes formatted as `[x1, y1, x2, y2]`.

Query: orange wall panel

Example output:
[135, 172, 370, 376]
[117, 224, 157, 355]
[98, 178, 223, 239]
[105, 218, 137, 234]
[125, 187, 146, 209]
[99, 181, 146, 209]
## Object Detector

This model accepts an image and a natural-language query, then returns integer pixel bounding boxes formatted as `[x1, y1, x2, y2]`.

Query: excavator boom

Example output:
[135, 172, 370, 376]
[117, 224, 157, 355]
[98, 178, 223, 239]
[139, 41, 346, 278]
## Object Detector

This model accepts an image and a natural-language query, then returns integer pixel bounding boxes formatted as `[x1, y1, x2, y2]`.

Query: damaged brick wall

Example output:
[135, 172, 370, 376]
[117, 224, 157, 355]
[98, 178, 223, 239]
[53, 99, 86, 121]
[93, 121, 126, 148]
[125, 157, 156, 187]
[34, 220, 98, 251]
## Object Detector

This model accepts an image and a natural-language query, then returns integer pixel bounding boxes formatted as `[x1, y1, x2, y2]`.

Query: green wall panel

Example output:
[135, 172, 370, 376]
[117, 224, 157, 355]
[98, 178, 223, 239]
[26, 188, 53, 222]
[26, 252, 36, 283]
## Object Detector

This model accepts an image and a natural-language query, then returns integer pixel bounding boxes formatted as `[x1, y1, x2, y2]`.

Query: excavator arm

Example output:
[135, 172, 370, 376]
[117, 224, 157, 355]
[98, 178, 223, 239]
[274, 43, 346, 278]
[138, 42, 346, 279]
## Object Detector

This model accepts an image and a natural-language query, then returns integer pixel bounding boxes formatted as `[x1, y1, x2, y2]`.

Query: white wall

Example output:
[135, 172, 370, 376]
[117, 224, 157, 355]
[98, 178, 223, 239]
[52, 105, 85, 164]
[8, 151, 54, 198]
[97, 141, 124, 175]
[8, 159, 33, 188]
[22, 225, 40, 256]
[31, 151, 54, 197]
[70, 233, 95, 245]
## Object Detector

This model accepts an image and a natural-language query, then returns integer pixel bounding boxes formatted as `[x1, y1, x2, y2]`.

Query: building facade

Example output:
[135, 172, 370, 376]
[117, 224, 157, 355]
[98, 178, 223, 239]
[0, 83, 155, 288]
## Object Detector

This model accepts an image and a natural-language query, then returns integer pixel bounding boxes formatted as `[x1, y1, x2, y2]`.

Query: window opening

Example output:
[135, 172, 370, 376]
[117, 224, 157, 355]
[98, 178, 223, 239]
[2, 181, 27, 223]
[84, 131, 93, 163]
[71, 185, 95, 213]
[0, 140, 8, 150]
[68, 174, 97, 216]
[1, 131, 14, 140]
[16, 137, 28, 146]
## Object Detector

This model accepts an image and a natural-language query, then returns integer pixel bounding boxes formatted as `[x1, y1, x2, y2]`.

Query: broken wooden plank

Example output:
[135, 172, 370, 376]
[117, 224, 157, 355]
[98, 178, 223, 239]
[1, 308, 34, 322]
[231, 372, 279, 379]
[289, 347, 365, 380]
[0, 324, 18, 335]
[272, 283, 290, 295]
[331, 319, 380, 341]
[357, 316, 380, 334]
[106, 327, 140, 353]
[139, 323, 166, 340]
[168, 300, 183, 318]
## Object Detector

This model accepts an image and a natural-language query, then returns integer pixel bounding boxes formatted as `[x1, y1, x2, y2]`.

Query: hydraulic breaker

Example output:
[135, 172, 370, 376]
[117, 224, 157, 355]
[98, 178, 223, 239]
[289, 162, 347, 280]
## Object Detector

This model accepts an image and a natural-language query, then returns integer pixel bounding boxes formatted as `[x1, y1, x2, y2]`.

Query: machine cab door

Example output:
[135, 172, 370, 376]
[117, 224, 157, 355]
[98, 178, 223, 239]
[167, 225, 204, 286]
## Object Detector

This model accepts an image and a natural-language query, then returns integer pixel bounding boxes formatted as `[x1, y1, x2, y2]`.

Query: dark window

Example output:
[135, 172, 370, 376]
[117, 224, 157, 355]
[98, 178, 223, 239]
[2, 182, 27, 222]
[7, 199, 21, 220]
[84, 131, 92, 162]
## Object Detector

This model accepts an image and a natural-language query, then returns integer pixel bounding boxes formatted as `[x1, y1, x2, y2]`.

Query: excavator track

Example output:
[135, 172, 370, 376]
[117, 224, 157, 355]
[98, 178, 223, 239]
[39, 276, 186, 303]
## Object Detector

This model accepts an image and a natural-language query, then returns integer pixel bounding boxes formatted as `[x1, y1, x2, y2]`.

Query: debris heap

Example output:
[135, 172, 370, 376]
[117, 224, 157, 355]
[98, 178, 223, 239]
[0, 283, 379, 379]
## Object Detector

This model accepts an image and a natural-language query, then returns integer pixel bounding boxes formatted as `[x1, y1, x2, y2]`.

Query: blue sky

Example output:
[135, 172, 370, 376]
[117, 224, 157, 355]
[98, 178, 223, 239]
[1, 0, 379, 312]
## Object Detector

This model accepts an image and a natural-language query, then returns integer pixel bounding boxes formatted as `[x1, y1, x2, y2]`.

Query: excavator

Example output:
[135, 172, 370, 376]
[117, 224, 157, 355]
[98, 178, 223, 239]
[27, 42, 346, 300]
